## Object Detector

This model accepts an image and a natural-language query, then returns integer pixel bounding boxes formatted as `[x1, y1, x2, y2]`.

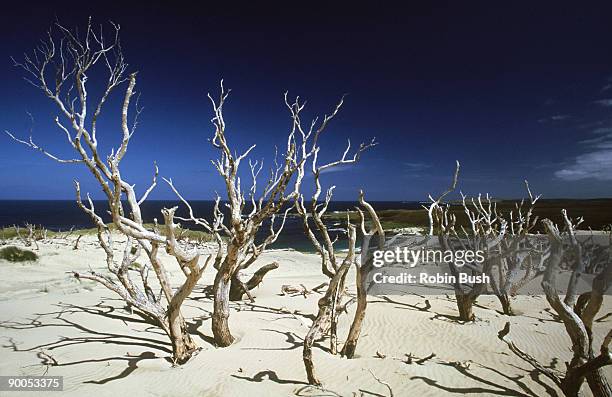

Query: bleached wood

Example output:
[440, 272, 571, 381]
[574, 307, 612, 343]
[9, 20, 212, 364]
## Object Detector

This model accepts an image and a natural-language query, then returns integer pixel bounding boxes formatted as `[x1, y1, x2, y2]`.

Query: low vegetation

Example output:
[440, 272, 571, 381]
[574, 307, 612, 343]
[1, 224, 216, 245]
[327, 199, 612, 232]
[0, 225, 56, 242]
[0, 246, 38, 262]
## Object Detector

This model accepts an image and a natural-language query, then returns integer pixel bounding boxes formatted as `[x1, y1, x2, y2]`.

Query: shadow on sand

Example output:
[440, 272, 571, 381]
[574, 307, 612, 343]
[410, 360, 560, 397]
[0, 299, 212, 384]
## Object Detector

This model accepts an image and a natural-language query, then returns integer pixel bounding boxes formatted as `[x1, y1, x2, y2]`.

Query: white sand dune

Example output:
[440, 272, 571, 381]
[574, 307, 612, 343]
[0, 236, 610, 396]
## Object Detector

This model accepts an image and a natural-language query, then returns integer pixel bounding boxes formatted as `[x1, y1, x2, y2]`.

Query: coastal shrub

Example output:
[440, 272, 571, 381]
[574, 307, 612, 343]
[0, 246, 38, 262]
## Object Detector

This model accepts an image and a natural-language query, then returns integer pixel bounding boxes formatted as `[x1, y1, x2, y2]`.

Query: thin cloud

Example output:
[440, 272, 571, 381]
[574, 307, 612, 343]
[592, 127, 612, 134]
[579, 134, 612, 146]
[594, 99, 612, 107]
[555, 150, 612, 181]
[538, 114, 570, 123]
[403, 162, 432, 170]
[578, 120, 609, 129]
[551, 114, 570, 121]
[578, 128, 612, 145]
[552, 76, 612, 181]
[556, 127, 612, 181]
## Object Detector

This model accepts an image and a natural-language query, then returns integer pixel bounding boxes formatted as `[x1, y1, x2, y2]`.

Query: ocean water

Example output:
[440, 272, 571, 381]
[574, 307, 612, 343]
[0, 200, 421, 252]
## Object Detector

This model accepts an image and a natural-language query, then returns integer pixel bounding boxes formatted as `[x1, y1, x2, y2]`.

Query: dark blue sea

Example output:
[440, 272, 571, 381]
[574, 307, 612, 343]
[0, 200, 421, 252]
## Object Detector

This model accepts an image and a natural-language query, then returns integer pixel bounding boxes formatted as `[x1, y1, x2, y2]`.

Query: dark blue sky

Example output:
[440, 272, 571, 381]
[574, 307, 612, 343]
[1, 3, 612, 200]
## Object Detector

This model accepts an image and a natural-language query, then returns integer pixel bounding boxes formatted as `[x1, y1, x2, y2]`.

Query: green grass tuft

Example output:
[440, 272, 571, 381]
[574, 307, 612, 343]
[0, 246, 39, 262]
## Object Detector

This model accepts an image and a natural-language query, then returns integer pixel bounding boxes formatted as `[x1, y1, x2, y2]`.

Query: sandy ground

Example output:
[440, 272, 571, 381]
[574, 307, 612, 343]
[0, 236, 610, 397]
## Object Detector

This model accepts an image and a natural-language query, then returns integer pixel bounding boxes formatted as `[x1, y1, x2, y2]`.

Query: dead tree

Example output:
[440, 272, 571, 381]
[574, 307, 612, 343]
[487, 181, 543, 315]
[73, 234, 83, 250]
[302, 224, 356, 385]
[292, 114, 376, 384]
[451, 181, 543, 316]
[426, 162, 507, 321]
[11, 224, 43, 249]
[431, 178, 545, 317]
[500, 212, 611, 397]
[24, 223, 36, 249]
[163, 84, 363, 347]
[6, 19, 215, 364]
[204, 86, 304, 347]
[341, 191, 385, 358]
[541, 212, 611, 396]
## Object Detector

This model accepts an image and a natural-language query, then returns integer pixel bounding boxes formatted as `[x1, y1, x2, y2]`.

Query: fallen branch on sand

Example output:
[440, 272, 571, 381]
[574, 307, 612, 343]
[281, 282, 328, 298]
